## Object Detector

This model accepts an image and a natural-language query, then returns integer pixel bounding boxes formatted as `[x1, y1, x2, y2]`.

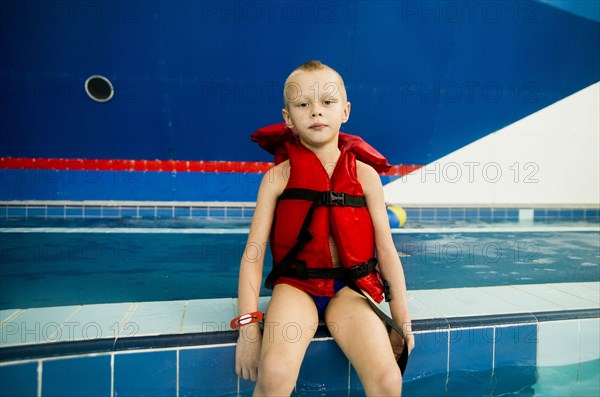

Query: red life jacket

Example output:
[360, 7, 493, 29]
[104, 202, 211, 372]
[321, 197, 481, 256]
[251, 123, 392, 303]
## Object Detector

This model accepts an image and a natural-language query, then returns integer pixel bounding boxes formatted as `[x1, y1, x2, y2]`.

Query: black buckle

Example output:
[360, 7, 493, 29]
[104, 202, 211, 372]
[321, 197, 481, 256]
[294, 261, 309, 280]
[322, 191, 345, 206]
[348, 263, 372, 281]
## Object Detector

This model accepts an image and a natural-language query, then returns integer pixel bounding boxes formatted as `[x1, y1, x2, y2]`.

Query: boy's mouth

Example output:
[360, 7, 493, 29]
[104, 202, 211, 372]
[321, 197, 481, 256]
[309, 123, 327, 130]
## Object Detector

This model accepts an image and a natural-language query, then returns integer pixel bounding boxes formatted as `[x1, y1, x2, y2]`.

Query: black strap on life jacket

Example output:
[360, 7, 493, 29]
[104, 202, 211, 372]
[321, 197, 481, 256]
[264, 188, 366, 289]
[264, 187, 410, 374]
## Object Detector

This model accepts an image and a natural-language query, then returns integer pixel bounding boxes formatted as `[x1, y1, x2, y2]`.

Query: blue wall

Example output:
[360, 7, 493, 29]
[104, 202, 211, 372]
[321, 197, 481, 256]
[1, 0, 599, 165]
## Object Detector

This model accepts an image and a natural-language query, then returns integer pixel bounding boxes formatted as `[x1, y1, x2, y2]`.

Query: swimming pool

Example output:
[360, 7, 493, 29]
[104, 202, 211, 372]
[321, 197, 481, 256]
[0, 208, 598, 396]
[0, 218, 598, 309]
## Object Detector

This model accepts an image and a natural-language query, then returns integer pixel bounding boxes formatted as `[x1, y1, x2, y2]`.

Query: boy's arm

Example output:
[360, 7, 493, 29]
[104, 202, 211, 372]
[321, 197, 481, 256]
[357, 162, 412, 333]
[236, 162, 286, 381]
[237, 162, 287, 315]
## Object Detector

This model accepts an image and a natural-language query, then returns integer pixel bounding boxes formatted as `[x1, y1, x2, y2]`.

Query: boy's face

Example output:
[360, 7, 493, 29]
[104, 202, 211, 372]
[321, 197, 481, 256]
[282, 68, 351, 149]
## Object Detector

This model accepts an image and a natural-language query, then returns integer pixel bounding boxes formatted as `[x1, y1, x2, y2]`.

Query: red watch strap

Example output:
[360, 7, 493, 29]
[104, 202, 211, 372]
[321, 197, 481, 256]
[230, 311, 264, 329]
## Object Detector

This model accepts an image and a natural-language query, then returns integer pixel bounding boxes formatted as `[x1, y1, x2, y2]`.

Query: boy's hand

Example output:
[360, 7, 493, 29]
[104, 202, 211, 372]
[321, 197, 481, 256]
[235, 323, 262, 382]
[389, 328, 415, 360]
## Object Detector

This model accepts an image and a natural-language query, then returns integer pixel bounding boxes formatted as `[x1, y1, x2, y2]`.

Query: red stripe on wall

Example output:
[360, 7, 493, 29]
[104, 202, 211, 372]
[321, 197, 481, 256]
[0, 158, 422, 177]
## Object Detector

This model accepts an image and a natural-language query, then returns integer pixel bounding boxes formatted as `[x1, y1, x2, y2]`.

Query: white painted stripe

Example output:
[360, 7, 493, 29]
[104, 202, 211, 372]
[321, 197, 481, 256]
[0, 227, 251, 234]
[1, 226, 598, 234]
[391, 226, 599, 234]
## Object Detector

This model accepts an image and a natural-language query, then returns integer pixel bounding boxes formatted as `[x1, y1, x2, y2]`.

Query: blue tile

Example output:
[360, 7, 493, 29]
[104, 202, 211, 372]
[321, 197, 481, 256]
[156, 208, 174, 219]
[403, 371, 447, 397]
[420, 209, 435, 220]
[27, 207, 46, 217]
[114, 350, 177, 397]
[47, 206, 65, 217]
[226, 208, 243, 219]
[84, 207, 102, 217]
[547, 209, 561, 220]
[241, 207, 255, 219]
[65, 207, 83, 218]
[449, 327, 493, 372]
[43, 355, 111, 397]
[174, 207, 191, 218]
[559, 209, 573, 220]
[179, 346, 237, 397]
[138, 207, 156, 218]
[492, 324, 538, 396]
[479, 208, 492, 221]
[349, 364, 363, 394]
[6, 206, 26, 217]
[0, 362, 38, 397]
[495, 324, 537, 367]
[436, 209, 450, 221]
[0, 206, 6, 218]
[505, 209, 519, 221]
[465, 208, 478, 220]
[102, 207, 120, 218]
[572, 209, 586, 221]
[449, 208, 465, 221]
[297, 340, 348, 394]
[120, 207, 139, 218]
[405, 209, 420, 222]
[404, 331, 449, 382]
[491, 208, 506, 221]
[491, 365, 536, 396]
[191, 207, 208, 218]
[585, 208, 599, 221]
[208, 208, 226, 218]
[447, 369, 493, 396]
[239, 378, 255, 397]
[534, 209, 547, 221]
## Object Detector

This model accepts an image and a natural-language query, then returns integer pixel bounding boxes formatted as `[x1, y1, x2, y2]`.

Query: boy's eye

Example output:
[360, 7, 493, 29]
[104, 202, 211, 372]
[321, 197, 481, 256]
[323, 100, 332, 105]
[298, 103, 308, 108]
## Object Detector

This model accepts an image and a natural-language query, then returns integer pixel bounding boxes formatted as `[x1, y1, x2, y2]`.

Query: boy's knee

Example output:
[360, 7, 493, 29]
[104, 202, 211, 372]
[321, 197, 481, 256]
[365, 365, 402, 395]
[378, 367, 402, 395]
[257, 350, 299, 391]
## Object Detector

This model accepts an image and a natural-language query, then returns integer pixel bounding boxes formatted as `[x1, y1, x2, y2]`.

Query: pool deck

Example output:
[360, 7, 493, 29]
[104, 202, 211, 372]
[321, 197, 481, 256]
[1, 281, 598, 359]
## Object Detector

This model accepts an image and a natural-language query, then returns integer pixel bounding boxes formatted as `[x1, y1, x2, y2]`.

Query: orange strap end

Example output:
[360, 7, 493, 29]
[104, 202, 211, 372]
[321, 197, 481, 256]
[230, 311, 264, 329]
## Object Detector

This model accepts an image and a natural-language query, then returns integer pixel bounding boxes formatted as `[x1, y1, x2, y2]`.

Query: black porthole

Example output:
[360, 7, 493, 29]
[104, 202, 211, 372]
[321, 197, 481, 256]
[85, 75, 114, 103]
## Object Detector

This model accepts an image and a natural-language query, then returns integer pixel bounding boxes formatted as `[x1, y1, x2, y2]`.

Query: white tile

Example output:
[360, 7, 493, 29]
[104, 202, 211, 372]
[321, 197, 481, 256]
[537, 320, 580, 366]
[443, 287, 525, 315]
[512, 284, 599, 310]
[406, 294, 445, 320]
[409, 289, 485, 317]
[182, 298, 236, 333]
[126, 300, 185, 337]
[0, 309, 21, 324]
[54, 302, 133, 342]
[551, 282, 600, 305]
[483, 286, 565, 312]
[0, 306, 79, 346]
[579, 318, 600, 362]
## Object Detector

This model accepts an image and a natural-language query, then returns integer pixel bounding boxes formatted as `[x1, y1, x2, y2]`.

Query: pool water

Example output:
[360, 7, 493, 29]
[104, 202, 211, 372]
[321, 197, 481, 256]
[289, 359, 600, 396]
[0, 221, 598, 309]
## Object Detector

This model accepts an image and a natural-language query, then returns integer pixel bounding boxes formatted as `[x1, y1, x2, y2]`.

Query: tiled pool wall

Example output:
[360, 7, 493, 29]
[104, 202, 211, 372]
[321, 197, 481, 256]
[1, 311, 598, 397]
[1, 202, 599, 223]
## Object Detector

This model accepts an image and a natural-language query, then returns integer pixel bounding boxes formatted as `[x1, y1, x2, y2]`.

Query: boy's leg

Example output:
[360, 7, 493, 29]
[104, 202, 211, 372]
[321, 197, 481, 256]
[254, 283, 319, 396]
[324, 286, 402, 396]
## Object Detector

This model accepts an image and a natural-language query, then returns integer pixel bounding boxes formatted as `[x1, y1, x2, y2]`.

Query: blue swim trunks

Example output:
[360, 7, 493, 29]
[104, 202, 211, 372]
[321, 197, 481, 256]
[312, 280, 347, 315]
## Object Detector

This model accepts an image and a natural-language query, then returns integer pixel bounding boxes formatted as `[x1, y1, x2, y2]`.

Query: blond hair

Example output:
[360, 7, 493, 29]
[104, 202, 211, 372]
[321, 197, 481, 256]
[283, 60, 347, 107]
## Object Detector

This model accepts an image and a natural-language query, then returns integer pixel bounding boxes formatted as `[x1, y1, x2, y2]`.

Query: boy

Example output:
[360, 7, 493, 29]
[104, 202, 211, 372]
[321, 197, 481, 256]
[234, 61, 414, 396]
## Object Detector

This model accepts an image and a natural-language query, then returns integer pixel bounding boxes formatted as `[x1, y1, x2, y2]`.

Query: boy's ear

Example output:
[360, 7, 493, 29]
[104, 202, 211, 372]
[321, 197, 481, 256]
[282, 108, 294, 129]
[342, 101, 351, 123]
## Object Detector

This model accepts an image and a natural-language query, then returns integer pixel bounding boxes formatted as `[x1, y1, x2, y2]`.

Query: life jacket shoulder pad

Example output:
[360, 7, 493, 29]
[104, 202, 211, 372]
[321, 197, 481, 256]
[251, 123, 392, 173]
